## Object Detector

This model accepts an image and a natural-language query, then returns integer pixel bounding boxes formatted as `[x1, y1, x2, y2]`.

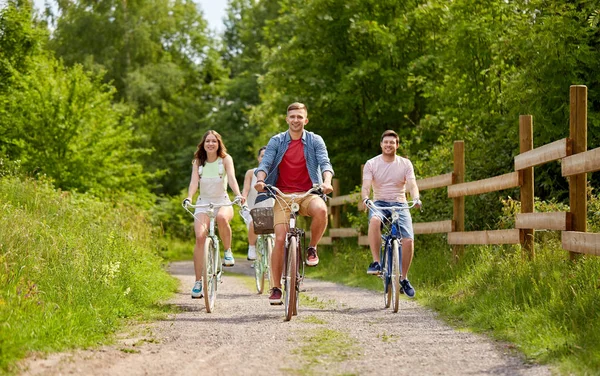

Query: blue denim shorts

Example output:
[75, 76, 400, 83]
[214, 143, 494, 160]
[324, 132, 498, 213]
[368, 200, 414, 240]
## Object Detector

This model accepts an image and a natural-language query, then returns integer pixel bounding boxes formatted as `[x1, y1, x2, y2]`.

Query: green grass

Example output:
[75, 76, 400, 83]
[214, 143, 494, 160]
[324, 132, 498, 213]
[286, 328, 361, 375]
[0, 176, 178, 374]
[306, 237, 600, 375]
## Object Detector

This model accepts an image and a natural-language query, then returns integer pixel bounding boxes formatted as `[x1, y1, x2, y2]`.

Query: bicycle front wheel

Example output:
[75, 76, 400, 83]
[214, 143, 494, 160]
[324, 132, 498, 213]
[255, 237, 265, 294]
[382, 244, 391, 308]
[284, 236, 297, 322]
[203, 237, 217, 313]
[391, 239, 401, 313]
[266, 235, 274, 292]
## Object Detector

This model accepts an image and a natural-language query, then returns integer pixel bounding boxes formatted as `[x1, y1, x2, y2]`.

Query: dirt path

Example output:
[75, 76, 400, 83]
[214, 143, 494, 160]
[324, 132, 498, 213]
[20, 260, 553, 376]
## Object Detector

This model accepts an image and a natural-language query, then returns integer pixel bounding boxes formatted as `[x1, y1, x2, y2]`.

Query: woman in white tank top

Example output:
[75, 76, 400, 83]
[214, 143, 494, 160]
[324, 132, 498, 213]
[184, 130, 245, 299]
[241, 147, 274, 260]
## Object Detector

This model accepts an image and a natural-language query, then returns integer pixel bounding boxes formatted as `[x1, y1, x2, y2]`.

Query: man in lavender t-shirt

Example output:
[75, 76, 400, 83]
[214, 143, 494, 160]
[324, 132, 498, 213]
[360, 130, 422, 298]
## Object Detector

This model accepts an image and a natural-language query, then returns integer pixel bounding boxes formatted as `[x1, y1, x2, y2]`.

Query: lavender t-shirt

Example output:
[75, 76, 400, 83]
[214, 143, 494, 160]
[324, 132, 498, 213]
[363, 155, 415, 202]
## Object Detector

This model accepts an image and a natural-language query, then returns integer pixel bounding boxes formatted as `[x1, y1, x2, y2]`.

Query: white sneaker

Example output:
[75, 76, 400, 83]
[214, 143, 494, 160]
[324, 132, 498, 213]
[191, 280, 203, 298]
[223, 249, 235, 266]
[247, 246, 257, 261]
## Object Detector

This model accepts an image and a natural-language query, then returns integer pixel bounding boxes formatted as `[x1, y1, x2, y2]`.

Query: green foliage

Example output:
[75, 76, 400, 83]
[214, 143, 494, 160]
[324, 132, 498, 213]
[0, 58, 151, 196]
[0, 175, 178, 373]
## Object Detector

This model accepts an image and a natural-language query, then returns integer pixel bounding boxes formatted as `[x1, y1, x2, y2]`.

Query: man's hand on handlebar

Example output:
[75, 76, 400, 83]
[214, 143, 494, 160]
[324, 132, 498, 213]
[254, 181, 266, 192]
[182, 198, 191, 207]
[414, 198, 422, 210]
[320, 182, 333, 195]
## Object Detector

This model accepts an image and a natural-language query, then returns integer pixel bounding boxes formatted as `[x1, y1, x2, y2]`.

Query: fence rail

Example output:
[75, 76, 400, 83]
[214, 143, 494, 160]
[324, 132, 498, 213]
[321, 85, 599, 260]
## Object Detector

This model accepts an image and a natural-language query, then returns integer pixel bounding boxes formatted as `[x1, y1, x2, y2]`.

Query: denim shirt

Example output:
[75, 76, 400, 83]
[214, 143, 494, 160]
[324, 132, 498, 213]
[255, 130, 334, 188]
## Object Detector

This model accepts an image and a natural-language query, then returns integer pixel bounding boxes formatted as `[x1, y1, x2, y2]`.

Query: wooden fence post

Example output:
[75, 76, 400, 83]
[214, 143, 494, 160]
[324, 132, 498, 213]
[452, 141, 465, 260]
[519, 115, 535, 259]
[569, 85, 588, 260]
[331, 178, 340, 230]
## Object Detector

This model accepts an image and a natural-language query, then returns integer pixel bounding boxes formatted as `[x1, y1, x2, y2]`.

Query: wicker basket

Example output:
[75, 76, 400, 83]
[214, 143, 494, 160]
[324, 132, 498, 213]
[250, 207, 275, 235]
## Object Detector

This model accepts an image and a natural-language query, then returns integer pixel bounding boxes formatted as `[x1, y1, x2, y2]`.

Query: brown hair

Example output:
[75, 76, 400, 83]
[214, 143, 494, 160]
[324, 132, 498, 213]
[258, 146, 267, 156]
[194, 130, 228, 166]
[287, 102, 308, 114]
[380, 130, 399, 143]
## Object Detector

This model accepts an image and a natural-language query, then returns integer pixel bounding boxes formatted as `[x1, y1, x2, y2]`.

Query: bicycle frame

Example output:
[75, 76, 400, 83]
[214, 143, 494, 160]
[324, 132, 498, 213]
[263, 185, 323, 321]
[183, 197, 242, 313]
[368, 201, 419, 313]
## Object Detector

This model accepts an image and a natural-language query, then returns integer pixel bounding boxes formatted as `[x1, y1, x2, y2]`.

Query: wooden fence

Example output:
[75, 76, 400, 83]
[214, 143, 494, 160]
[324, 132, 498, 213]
[320, 85, 600, 259]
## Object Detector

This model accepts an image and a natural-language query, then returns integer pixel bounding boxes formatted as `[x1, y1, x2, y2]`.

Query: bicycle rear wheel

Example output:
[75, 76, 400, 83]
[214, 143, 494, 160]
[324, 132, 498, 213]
[391, 239, 401, 313]
[284, 236, 297, 321]
[202, 237, 217, 313]
[255, 237, 265, 294]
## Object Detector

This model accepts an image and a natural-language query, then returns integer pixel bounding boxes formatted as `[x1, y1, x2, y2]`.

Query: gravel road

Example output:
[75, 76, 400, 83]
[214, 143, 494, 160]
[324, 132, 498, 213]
[20, 259, 553, 376]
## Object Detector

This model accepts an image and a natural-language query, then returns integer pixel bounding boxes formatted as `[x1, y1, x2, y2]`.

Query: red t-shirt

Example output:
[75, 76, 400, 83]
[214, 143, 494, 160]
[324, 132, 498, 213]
[276, 139, 312, 193]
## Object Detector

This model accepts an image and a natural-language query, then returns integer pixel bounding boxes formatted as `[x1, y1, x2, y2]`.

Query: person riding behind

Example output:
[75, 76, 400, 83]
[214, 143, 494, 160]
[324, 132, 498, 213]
[241, 146, 274, 261]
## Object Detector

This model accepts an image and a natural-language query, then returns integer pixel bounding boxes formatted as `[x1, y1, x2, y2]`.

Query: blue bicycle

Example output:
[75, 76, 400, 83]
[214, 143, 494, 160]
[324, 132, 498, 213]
[366, 200, 419, 313]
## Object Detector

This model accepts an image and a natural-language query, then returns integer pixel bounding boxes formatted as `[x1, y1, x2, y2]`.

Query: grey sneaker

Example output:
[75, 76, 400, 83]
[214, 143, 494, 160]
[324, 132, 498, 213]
[400, 279, 415, 298]
[367, 261, 381, 275]
[223, 249, 235, 266]
[191, 280, 203, 299]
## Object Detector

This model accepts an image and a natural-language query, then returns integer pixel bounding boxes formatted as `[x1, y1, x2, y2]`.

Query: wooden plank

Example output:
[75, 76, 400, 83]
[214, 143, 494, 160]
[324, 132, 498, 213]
[448, 229, 521, 245]
[514, 138, 571, 171]
[413, 220, 454, 235]
[561, 147, 600, 176]
[358, 236, 369, 246]
[329, 193, 360, 207]
[329, 228, 359, 237]
[515, 212, 571, 231]
[416, 173, 453, 191]
[562, 231, 600, 256]
[319, 237, 332, 245]
[447, 172, 520, 198]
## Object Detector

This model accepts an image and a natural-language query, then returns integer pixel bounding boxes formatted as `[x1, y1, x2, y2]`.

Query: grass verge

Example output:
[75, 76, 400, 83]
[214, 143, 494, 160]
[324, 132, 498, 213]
[0, 176, 178, 374]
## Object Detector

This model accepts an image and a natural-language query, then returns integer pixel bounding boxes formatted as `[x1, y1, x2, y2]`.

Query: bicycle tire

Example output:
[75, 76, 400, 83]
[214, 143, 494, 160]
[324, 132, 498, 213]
[255, 237, 265, 294]
[292, 243, 302, 316]
[266, 235, 274, 292]
[284, 236, 297, 321]
[391, 239, 401, 313]
[203, 237, 217, 313]
[381, 241, 391, 308]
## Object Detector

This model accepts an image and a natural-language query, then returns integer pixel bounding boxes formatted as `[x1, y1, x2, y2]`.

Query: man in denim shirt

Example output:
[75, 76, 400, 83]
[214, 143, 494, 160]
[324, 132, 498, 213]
[254, 102, 334, 305]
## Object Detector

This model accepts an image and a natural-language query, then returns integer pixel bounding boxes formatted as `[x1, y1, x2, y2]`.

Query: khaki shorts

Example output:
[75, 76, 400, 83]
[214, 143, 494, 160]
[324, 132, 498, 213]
[273, 193, 323, 226]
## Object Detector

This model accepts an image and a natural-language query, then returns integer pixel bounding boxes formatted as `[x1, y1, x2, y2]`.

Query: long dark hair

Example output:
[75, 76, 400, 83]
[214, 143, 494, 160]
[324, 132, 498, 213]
[194, 130, 228, 166]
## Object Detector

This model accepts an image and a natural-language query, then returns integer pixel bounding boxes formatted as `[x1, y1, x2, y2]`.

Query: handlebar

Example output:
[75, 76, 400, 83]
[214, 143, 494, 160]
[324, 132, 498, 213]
[182, 196, 244, 210]
[262, 184, 324, 200]
[365, 200, 421, 211]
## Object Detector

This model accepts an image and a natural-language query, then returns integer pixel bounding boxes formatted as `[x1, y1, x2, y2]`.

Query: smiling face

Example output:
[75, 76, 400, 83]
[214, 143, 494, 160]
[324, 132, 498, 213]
[203, 133, 220, 154]
[380, 135, 399, 156]
[286, 108, 309, 134]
